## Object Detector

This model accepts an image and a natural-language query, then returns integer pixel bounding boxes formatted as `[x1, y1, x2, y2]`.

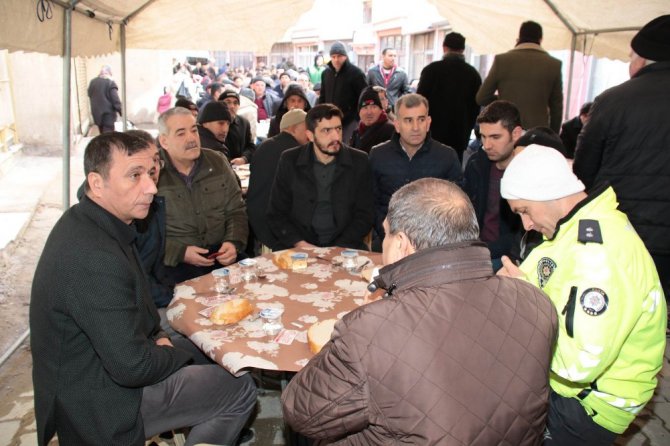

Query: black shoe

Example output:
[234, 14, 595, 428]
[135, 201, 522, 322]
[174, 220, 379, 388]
[236, 427, 254, 445]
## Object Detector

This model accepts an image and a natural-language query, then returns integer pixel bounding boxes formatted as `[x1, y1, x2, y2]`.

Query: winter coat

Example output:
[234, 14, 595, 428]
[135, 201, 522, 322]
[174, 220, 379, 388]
[197, 125, 229, 157]
[349, 118, 395, 153]
[318, 59, 368, 125]
[282, 242, 558, 445]
[225, 115, 256, 163]
[366, 64, 411, 106]
[268, 86, 312, 138]
[477, 43, 563, 132]
[417, 54, 482, 156]
[87, 76, 122, 125]
[573, 61, 670, 256]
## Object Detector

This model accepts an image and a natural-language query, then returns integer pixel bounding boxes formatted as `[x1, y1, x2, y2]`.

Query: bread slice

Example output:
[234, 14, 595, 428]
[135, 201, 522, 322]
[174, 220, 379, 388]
[273, 250, 295, 269]
[210, 298, 254, 325]
[307, 318, 338, 354]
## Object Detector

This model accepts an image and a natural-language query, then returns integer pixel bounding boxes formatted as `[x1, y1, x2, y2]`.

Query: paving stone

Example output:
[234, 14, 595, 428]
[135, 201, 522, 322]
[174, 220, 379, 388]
[0, 420, 21, 442]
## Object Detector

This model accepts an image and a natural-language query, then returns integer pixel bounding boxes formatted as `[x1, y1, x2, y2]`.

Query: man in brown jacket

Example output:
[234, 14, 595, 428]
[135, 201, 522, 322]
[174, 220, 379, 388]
[282, 178, 558, 445]
[477, 21, 563, 132]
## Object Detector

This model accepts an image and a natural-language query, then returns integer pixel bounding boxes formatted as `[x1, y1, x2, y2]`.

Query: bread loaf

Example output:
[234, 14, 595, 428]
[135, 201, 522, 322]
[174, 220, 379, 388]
[307, 318, 338, 354]
[210, 298, 254, 325]
[273, 250, 295, 269]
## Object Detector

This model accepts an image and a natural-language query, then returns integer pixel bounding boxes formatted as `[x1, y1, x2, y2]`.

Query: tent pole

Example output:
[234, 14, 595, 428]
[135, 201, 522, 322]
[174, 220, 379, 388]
[62, 1, 77, 210]
[565, 34, 576, 121]
[121, 23, 127, 131]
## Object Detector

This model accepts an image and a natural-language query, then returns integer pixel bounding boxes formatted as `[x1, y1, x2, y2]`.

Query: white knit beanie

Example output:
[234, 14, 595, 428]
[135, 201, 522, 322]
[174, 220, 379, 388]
[501, 144, 585, 201]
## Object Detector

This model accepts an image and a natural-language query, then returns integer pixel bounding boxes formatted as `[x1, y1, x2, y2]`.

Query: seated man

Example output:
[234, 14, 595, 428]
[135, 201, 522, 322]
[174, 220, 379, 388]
[282, 178, 558, 444]
[30, 132, 256, 446]
[349, 86, 395, 153]
[267, 104, 373, 250]
[498, 145, 666, 445]
[267, 84, 312, 138]
[369, 93, 461, 241]
[220, 90, 256, 165]
[197, 100, 232, 157]
[247, 109, 309, 251]
[158, 107, 248, 283]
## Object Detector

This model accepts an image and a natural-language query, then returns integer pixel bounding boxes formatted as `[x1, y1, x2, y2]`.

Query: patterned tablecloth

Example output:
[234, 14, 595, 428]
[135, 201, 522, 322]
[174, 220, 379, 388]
[167, 247, 382, 375]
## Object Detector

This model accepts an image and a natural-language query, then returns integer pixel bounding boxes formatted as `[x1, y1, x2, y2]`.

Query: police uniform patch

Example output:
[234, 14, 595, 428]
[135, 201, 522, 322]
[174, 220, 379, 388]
[578, 219, 603, 244]
[537, 257, 557, 288]
[580, 288, 608, 316]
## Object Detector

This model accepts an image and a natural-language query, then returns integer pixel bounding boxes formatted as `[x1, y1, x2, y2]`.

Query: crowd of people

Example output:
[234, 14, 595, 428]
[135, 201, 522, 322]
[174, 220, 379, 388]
[43, 14, 668, 446]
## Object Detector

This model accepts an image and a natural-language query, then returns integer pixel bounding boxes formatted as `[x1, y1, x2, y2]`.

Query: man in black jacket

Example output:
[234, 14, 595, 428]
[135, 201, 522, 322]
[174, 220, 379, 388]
[267, 104, 373, 250]
[88, 65, 122, 133]
[318, 41, 368, 143]
[247, 109, 309, 250]
[30, 132, 255, 446]
[417, 32, 482, 160]
[573, 14, 670, 299]
[349, 86, 395, 153]
[197, 100, 232, 157]
[220, 90, 256, 164]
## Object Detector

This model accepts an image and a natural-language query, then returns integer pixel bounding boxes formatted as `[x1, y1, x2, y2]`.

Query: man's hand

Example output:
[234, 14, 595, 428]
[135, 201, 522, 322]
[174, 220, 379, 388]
[231, 157, 247, 165]
[155, 337, 173, 347]
[184, 245, 215, 267]
[497, 256, 525, 279]
[212, 241, 238, 266]
[294, 240, 317, 249]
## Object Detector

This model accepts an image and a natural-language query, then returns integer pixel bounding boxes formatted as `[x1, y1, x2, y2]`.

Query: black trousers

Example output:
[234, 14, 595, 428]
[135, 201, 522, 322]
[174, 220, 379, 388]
[544, 391, 617, 446]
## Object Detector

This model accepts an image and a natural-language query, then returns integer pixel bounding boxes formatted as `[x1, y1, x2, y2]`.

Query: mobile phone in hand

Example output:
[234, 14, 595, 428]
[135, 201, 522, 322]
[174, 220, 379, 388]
[206, 251, 220, 260]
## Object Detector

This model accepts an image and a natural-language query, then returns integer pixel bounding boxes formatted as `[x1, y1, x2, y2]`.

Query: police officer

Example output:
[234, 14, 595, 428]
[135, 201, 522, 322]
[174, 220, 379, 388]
[497, 144, 666, 445]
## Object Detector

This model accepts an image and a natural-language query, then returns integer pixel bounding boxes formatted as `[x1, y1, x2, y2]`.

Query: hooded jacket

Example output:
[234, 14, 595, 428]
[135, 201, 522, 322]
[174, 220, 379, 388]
[267, 85, 312, 138]
[282, 242, 557, 445]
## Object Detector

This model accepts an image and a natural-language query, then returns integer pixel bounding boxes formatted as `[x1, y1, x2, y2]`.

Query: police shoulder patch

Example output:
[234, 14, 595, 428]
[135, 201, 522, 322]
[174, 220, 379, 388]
[578, 219, 603, 244]
[537, 257, 557, 288]
[580, 288, 609, 316]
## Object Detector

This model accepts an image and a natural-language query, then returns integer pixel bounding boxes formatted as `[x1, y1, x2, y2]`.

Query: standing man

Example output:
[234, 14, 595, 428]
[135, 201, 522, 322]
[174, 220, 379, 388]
[30, 132, 256, 446]
[559, 102, 592, 158]
[267, 104, 373, 251]
[366, 48, 410, 108]
[88, 65, 122, 133]
[282, 178, 558, 445]
[158, 107, 248, 283]
[573, 15, 670, 300]
[220, 90, 256, 165]
[417, 32, 482, 160]
[318, 41, 368, 143]
[499, 144, 666, 445]
[463, 100, 523, 269]
[369, 93, 461, 242]
[247, 109, 309, 250]
[477, 21, 563, 132]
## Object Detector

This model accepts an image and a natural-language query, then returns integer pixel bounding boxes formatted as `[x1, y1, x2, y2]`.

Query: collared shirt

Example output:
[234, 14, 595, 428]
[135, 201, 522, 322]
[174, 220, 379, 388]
[175, 157, 201, 190]
[312, 158, 338, 245]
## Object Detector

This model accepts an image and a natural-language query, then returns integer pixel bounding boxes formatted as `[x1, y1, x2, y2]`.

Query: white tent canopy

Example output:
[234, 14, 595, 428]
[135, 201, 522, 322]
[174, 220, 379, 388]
[427, 0, 668, 61]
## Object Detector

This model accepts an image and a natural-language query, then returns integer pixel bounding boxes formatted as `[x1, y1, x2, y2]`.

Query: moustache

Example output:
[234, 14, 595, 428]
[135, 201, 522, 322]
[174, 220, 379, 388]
[185, 141, 199, 150]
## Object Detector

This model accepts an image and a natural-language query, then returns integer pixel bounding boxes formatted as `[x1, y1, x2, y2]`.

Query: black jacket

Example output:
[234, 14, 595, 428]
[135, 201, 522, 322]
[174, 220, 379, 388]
[559, 116, 582, 158]
[318, 59, 368, 125]
[30, 196, 192, 445]
[267, 143, 373, 250]
[87, 76, 122, 125]
[573, 61, 670, 255]
[417, 54, 482, 157]
[366, 65, 410, 106]
[225, 115, 255, 162]
[247, 131, 302, 248]
[349, 118, 395, 153]
[267, 86, 312, 138]
[463, 150, 522, 260]
[197, 125, 229, 157]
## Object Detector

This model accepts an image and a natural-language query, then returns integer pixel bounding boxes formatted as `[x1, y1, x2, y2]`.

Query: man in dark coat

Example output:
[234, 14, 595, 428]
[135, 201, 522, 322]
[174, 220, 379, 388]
[220, 90, 256, 164]
[318, 41, 368, 143]
[417, 32, 482, 160]
[267, 84, 312, 138]
[573, 14, 670, 299]
[30, 132, 255, 446]
[87, 65, 122, 133]
[559, 102, 592, 158]
[197, 101, 232, 157]
[349, 86, 395, 153]
[247, 109, 309, 250]
[267, 104, 373, 250]
[477, 21, 563, 133]
[366, 48, 410, 107]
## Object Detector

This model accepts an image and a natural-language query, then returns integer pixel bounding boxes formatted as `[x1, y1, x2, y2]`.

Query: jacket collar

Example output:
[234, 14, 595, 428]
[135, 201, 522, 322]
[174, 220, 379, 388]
[547, 183, 613, 242]
[373, 242, 493, 295]
[633, 60, 670, 79]
[512, 42, 546, 52]
[390, 132, 434, 157]
[80, 194, 137, 246]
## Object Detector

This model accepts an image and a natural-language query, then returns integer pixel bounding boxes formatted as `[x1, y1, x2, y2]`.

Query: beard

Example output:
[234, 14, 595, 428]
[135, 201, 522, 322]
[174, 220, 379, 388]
[314, 139, 341, 156]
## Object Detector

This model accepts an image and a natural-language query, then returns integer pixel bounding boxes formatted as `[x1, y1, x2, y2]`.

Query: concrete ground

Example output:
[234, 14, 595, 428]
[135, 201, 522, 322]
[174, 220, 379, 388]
[0, 145, 668, 445]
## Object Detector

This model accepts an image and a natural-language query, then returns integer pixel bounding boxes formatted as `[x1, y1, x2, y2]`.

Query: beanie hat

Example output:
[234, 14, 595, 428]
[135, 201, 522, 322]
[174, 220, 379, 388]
[358, 87, 383, 111]
[501, 144, 585, 201]
[219, 90, 240, 103]
[250, 76, 265, 85]
[443, 32, 465, 51]
[198, 101, 231, 124]
[280, 109, 307, 130]
[631, 15, 670, 62]
[514, 127, 566, 156]
[330, 41, 348, 57]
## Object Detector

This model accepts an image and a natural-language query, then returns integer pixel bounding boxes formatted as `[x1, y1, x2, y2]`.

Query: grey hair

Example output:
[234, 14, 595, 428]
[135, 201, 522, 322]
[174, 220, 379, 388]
[158, 106, 193, 136]
[387, 178, 479, 250]
[395, 93, 429, 114]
